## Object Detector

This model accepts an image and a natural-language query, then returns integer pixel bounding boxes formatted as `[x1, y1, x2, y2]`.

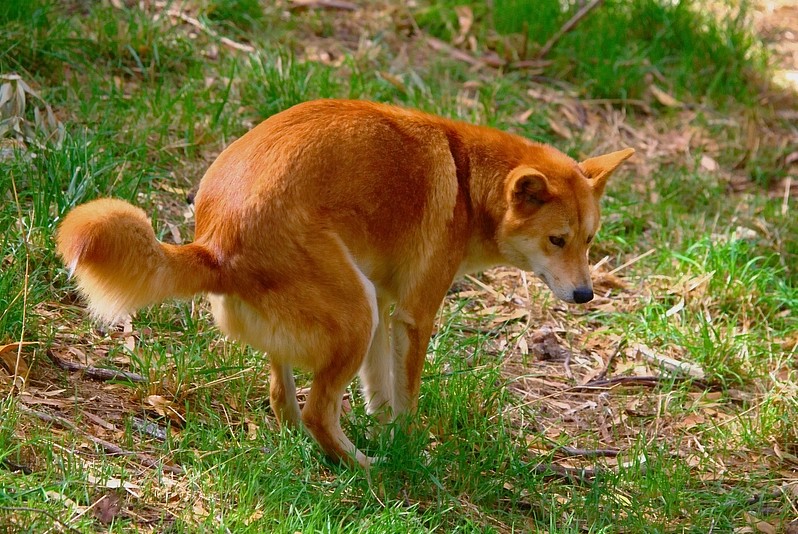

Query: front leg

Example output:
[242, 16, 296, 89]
[391, 274, 456, 418]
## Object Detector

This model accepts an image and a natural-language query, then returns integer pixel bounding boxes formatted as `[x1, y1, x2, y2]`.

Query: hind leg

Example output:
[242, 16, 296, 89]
[303, 351, 374, 467]
[209, 294, 300, 429]
[211, 234, 378, 467]
[270, 360, 301, 428]
[359, 298, 394, 424]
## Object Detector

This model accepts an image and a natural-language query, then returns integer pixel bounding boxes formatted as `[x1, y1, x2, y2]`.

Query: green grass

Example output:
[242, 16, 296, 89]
[1, 0, 796, 532]
[417, 0, 768, 107]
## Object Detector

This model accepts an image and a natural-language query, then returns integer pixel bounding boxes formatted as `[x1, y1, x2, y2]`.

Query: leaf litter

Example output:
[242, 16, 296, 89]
[2, 0, 796, 530]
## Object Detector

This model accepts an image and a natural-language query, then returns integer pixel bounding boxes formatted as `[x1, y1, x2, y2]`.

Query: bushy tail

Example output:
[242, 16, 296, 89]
[56, 198, 222, 323]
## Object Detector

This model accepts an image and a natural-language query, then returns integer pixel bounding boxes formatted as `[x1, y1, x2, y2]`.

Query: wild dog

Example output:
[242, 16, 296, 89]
[57, 99, 634, 467]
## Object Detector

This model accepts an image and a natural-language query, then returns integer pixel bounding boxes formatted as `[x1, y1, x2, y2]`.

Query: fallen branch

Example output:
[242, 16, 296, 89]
[577, 374, 710, 391]
[530, 462, 602, 483]
[426, 37, 505, 69]
[164, 9, 255, 53]
[559, 446, 620, 458]
[47, 350, 146, 383]
[563, 350, 574, 381]
[634, 344, 705, 380]
[591, 339, 626, 383]
[290, 0, 359, 10]
[0, 459, 32, 474]
[537, 0, 604, 59]
[18, 405, 183, 475]
[0, 506, 81, 534]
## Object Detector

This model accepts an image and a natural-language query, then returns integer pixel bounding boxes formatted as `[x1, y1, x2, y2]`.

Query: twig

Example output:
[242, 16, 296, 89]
[591, 339, 626, 383]
[18, 405, 183, 475]
[426, 37, 505, 69]
[290, 0, 359, 10]
[0, 459, 32, 474]
[559, 445, 620, 458]
[530, 462, 602, 483]
[537, 0, 604, 59]
[574, 375, 710, 391]
[634, 344, 705, 380]
[563, 350, 574, 381]
[47, 350, 146, 383]
[0, 506, 82, 534]
[782, 176, 791, 216]
[607, 248, 656, 276]
[164, 9, 255, 53]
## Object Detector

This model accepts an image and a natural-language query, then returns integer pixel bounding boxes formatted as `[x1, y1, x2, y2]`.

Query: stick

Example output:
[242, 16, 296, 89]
[782, 176, 791, 217]
[290, 0, 359, 10]
[591, 339, 626, 383]
[164, 9, 255, 53]
[537, 0, 604, 59]
[426, 37, 505, 69]
[18, 406, 183, 475]
[530, 462, 602, 482]
[607, 248, 656, 276]
[559, 445, 620, 458]
[574, 375, 710, 391]
[0, 459, 32, 474]
[563, 350, 574, 381]
[634, 344, 705, 380]
[47, 350, 146, 383]
[0, 506, 82, 534]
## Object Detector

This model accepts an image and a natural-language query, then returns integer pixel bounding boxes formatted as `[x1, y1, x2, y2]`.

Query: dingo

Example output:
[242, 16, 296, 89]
[57, 100, 633, 467]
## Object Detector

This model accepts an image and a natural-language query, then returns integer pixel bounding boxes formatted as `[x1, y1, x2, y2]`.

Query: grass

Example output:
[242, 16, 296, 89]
[417, 0, 769, 107]
[1, 0, 796, 532]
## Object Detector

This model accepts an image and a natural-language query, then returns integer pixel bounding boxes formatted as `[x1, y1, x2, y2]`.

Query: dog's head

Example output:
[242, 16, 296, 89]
[497, 147, 634, 304]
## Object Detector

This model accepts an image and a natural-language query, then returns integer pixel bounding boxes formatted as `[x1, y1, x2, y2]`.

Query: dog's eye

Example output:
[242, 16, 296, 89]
[549, 236, 566, 248]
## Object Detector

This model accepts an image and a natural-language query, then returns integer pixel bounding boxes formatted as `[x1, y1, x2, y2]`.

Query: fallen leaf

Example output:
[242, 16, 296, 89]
[145, 395, 185, 424]
[453, 6, 474, 45]
[665, 297, 685, 317]
[377, 72, 406, 93]
[515, 108, 534, 124]
[548, 117, 572, 139]
[93, 493, 123, 525]
[123, 317, 135, 352]
[700, 154, 719, 172]
[246, 510, 264, 525]
[650, 85, 682, 108]
[0, 342, 34, 377]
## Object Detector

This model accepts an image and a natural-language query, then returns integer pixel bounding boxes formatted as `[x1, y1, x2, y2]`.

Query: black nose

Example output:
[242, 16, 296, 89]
[573, 287, 593, 304]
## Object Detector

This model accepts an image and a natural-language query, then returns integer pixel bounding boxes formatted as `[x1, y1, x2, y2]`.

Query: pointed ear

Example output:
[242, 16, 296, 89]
[507, 167, 551, 207]
[579, 148, 635, 197]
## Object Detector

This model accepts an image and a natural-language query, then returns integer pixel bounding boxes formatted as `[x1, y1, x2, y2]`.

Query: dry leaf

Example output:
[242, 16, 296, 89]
[665, 298, 685, 317]
[246, 510, 264, 525]
[548, 117, 572, 139]
[700, 155, 719, 172]
[453, 6, 474, 45]
[123, 317, 135, 352]
[145, 395, 185, 424]
[650, 85, 682, 108]
[515, 108, 534, 124]
[0, 342, 31, 376]
[93, 493, 123, 525]
[377, 72, 406, 93]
